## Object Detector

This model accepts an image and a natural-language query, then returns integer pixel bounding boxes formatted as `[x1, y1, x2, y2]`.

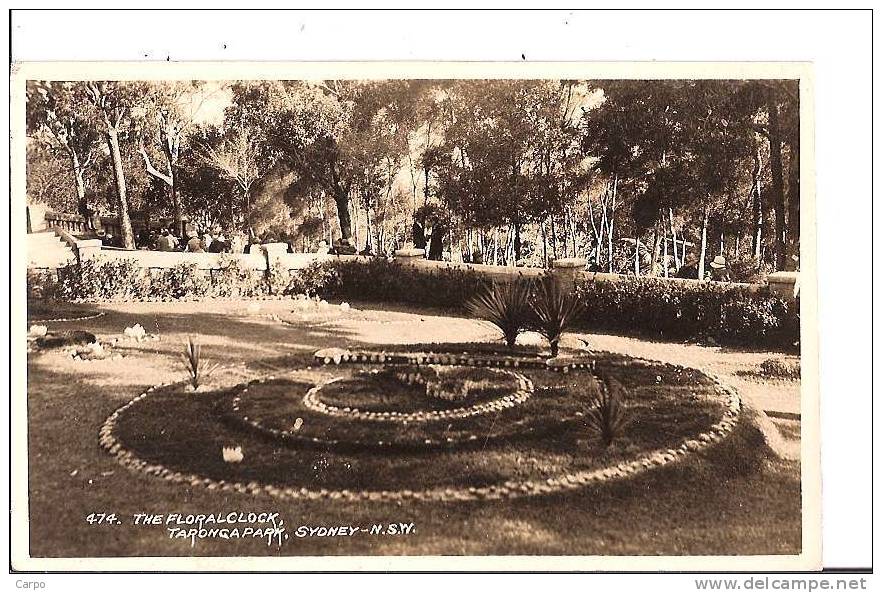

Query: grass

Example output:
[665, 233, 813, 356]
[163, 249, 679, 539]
[27, 298, 100, 322]
[24, 301, 802, 557]
[313, 365, 514, 412]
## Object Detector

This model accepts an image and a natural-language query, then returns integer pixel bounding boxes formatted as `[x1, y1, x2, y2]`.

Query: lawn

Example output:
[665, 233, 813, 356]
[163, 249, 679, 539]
[25, 299, 802, 557]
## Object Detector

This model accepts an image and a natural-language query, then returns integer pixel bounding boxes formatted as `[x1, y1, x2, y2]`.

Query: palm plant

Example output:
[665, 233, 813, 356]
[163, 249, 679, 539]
[466, 280, 533, 349]
[584, 375, 630, 447]
[531, 274, 585, 357]
[181, 337, 221, 390]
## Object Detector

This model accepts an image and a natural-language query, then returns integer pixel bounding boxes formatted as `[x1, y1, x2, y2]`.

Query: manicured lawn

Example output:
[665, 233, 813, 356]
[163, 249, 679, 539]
[25, 300, 802, 557]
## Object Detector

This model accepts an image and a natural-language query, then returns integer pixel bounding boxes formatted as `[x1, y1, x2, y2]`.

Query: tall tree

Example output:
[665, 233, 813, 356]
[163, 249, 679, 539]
[26, 81, 101, 216]
[84, 81, 141, 249]
[137, 81, 211, 236]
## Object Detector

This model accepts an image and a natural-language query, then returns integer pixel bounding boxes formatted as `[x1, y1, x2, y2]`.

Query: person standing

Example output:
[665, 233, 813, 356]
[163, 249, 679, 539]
[675, 255, 700, 279]
[156, 229, 177, 252]
[209, 233, 229, 253]
[708, 255, 731, 282]
[186, 233, 204, 253]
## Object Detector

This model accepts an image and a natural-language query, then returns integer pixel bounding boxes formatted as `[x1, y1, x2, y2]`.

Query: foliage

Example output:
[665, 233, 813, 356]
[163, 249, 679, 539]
[26, 79, 800, 273]
[574, 276, 799, 350]
[320, 258, 484, 309]
[56, 258, 149, 301]
[465, 280, 534, 349]
[758, 358, 801, 380]
[288, 260, 342, 297]
[530, 274, 585, 356]
[152, 262, 212, 299]
[27, 269, 58, 300]
[210, 258, 265, 298]
[48, 255, 799, 351]
[180, 337, 221, 390]
[727, 255, 773, 284]
[582, 374, 630, 447]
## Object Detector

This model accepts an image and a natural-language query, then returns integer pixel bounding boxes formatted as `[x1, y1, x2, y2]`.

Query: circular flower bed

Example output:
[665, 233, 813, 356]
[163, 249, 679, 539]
[101, 348, 742, 502]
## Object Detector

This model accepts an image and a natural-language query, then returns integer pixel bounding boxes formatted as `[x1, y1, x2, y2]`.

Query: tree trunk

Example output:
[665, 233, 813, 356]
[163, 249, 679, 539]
[105, 128, 135, 249]
[334, 190, 352, 242]
[768, 96, 787, 270]
[513, 220, 522, 265]
[750, 147, 764, 260]
[786, 141, 800, 269]
[70, 153, 86, 202]
[492, 228, 499, 265]
[651, 216, 662, 276]
[662, 222, 669, 277]
[170, 182, 183, 238]
[607, 175, 617, 273]
[541, 219, 549, 268]
[668, 208, 680, 269]
[633, 239, 640, 276]
[698, 204, 709, 280]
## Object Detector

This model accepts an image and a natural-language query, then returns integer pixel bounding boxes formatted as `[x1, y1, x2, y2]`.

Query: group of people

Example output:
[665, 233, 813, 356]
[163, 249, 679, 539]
[674, 255, 731, 282]
[135, 226, 248, 254]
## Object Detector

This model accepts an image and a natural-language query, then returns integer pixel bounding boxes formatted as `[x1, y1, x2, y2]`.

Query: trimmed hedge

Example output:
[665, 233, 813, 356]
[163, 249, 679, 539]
[314, 259, 798, 350]
[319, 258, 485, 310]
[573, 276, 799, 349]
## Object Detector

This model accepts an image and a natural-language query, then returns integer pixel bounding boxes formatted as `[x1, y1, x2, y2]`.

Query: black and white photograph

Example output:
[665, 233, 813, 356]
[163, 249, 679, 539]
[8, 8, 871, 581]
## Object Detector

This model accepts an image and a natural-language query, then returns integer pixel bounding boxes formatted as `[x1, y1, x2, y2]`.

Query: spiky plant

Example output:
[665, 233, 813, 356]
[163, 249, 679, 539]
[181, 337, 221, 390]
[584, 375, 630, 447]
[465, 280, 533, 349]
[531, 274, 585, 357]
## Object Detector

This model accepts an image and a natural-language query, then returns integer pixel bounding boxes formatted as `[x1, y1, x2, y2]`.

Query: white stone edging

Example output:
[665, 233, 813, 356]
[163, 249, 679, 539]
[30, 311, 106, 323]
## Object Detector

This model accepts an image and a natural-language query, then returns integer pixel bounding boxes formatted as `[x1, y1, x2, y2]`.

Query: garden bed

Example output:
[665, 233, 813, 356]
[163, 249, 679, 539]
[105, 348, 737, 499]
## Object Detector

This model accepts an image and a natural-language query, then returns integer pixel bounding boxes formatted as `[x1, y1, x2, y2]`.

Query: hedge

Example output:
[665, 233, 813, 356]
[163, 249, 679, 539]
[314, 259, 798, 350]
[33, 256, 798, 350]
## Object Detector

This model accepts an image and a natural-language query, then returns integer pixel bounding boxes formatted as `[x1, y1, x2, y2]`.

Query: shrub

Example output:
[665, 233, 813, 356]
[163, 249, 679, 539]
[152, 262, 211, 299]
[531, 274, 585, 357]
[322, 258, 483, 309]
[465, 280, 533, 349]
[727, 255, 773, 284]
[758, 357, 801, 380]
[55, 258, 149, 301]
[210, 258, 265, 298]
[266, 262, 294, 296]
[583, 374, 630, 447]
[290, 260, 342, 297]
[574, 276, 799, 350]
[180, 337, 221, 390]
[27, 269, 57, 300]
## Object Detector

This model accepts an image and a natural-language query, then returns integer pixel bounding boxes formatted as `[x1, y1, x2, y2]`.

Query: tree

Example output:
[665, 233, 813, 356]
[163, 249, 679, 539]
[26, 81, 102, 215]
[194, 124, 275, 230]
[264, 80, 419, 247]
[582, 80, 765, 277]
[84, 81, 142, 249]
[137, 81, 211, 236]
[190, 81, 282, 232]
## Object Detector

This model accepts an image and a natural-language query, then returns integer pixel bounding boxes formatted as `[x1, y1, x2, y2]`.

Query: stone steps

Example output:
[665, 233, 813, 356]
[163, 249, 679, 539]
[26, 231, 76, 269]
